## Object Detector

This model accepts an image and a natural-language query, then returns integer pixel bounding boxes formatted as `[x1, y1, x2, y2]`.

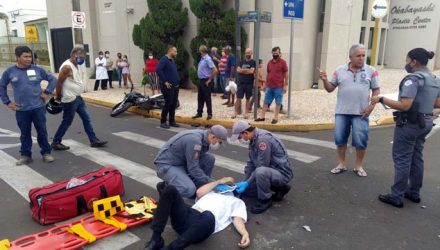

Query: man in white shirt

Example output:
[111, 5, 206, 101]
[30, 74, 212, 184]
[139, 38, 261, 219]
[93, 51, 109, 90]
[144, 178, 250, 250]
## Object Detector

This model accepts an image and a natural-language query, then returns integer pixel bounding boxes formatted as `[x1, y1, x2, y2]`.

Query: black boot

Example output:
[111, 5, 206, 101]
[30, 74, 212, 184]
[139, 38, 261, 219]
[272, 185, 291, 202]
[251, 198, 272, 214]
[378, 194, 403, 208]
[144, 236, 164, 250]
[156, 181, 168, 196]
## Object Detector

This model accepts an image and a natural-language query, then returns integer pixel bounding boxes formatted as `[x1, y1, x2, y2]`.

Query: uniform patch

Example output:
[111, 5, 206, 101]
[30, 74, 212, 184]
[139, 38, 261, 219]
[360, 73, 366, 79]
[194, 144, 202, 151]
[259, 142, 267, 151]
[193, 151, 200, 159]
[404, 80, 413, 86]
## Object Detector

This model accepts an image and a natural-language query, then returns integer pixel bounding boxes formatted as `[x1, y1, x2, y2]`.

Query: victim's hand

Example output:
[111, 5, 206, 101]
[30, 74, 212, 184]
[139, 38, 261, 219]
[238, 233, 250, 248]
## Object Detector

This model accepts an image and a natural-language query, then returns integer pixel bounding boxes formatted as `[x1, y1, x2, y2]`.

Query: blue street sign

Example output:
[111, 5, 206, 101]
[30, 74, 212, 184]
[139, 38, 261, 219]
[283, 0, 304, 19]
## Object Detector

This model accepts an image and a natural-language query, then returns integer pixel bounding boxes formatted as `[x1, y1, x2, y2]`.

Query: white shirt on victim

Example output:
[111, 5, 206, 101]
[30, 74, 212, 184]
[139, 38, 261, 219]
[192, 191, 247, 234]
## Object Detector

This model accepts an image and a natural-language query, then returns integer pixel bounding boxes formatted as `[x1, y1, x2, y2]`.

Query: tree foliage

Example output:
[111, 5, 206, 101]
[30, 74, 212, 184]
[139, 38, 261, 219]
[132, 0, 189, 85]
[188, 0, 247, 84]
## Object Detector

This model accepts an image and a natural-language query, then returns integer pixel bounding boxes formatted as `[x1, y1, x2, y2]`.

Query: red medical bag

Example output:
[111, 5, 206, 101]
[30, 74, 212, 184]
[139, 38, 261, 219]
[28, 167, 124, 225]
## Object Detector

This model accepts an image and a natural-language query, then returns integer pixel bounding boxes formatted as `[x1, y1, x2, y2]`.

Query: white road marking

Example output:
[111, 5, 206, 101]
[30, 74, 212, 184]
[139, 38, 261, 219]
[161, 127, 321, 163]
[0, 128, 20, 137]
[63, 139, 161, 189]
[272, 133, 336, 149]
[0, 148, 141, 249]
[113, 131, 245, 173]
[0, 150, 52, 201]
[0, 143, 21, 149]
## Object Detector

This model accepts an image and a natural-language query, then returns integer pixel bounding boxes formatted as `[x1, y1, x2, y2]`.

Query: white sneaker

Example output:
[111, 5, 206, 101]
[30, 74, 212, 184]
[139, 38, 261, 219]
[16, 156, 32, 166]
[42, 154, 55, 163]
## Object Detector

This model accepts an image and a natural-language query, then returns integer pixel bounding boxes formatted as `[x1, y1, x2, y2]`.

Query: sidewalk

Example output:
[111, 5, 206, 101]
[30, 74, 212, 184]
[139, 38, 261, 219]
[82, 68, 434, 131]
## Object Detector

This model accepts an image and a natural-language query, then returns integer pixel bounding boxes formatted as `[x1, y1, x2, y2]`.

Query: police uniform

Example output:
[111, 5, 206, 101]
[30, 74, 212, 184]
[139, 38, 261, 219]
[243, 128, 293, 200]
[389, 67, 440, 202]
[154, 130, 215, 198]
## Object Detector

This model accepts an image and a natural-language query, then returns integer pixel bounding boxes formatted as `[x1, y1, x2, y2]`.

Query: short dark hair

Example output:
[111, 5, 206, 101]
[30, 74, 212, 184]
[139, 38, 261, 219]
[104, 51, 110, 54]
[15, 46, 32, 57]
[272, 46, 281, 53]
[167, 45, 176, 52]
[259, 59, 263, 64]
[98, 51, 104, 55]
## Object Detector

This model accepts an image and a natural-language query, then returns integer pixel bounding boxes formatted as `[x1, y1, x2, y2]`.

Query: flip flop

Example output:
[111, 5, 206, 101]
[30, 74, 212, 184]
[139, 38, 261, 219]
[330, 166, 347, 174]
[353, 168, 368, 177]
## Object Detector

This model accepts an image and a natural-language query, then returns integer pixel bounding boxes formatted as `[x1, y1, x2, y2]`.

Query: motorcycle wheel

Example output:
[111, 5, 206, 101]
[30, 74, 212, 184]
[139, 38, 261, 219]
[110, 102, 134, 117]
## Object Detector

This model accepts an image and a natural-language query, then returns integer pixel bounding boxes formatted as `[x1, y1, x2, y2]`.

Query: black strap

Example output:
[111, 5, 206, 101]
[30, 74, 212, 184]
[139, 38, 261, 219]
[100, 185, 108, 198]
[76, 195, 87, 215]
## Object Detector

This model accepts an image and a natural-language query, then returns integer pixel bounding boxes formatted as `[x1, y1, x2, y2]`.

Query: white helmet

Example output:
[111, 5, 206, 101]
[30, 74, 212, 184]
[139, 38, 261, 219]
[225, 80, 237, 94]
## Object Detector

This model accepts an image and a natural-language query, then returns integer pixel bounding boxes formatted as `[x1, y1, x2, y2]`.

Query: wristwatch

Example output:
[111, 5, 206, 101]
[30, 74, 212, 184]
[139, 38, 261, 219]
[379, 97, 384, 104]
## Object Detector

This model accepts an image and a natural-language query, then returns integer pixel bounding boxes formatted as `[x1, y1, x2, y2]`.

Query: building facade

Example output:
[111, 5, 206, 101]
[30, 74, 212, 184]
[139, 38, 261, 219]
[45, 0, 440, 90]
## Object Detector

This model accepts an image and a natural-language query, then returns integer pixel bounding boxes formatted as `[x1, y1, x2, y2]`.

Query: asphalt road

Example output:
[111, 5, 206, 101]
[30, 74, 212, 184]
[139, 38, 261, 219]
[0, 100, 439, 250]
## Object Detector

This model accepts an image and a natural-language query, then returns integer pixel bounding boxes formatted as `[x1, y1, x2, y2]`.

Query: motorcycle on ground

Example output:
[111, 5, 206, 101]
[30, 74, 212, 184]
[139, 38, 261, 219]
[110, 87, 179, 117]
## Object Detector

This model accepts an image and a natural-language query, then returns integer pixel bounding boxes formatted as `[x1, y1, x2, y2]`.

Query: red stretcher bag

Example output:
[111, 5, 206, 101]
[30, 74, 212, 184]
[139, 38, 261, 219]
[28, 167, 124, 225]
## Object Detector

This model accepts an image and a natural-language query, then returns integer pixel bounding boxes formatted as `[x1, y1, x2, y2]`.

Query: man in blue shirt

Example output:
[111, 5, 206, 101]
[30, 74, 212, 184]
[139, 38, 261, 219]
[156, 45, 180, 129]
[0, 46, 57, 165]
[193, 45, 218, 120]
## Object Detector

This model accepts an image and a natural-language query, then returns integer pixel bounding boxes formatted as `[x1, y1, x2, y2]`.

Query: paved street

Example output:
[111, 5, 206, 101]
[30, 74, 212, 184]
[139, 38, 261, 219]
[0, 99, 439, 250]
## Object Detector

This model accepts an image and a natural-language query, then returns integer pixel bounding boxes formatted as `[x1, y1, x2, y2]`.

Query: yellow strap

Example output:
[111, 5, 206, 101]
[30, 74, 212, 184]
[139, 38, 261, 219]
[102, 216, 127, 231]
[67, 224, 97, 243]
[0, 239, 11, 250]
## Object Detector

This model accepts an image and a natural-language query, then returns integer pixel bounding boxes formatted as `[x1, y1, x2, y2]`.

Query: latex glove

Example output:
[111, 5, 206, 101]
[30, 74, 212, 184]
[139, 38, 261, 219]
[235, 181, 249, 194]
[215, 184, 232, 193]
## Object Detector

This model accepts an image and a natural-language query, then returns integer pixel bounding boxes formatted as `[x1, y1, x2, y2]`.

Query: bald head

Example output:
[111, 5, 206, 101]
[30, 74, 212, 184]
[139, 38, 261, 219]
[245, 48, 253, 60]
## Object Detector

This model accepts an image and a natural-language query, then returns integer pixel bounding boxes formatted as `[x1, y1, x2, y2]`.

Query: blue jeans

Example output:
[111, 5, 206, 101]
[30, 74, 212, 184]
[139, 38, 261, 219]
[118, 67, 123, 87]
[334, 114, 369, 149]
[53, 96, 98, 144]
[219, 73, 227, 97]
[15, 105, 51, 157]
[212, 74, 219, 93]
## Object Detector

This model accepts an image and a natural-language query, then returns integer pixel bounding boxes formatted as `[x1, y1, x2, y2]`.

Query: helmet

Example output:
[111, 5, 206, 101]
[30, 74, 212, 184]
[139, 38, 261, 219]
[46, 97, 62, 115]
[225, 80, 237, 94]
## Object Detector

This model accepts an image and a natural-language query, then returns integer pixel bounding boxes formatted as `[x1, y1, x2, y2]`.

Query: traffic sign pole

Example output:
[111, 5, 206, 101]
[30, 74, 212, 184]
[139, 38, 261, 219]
[287, 19, 294, 118]
[370, 0, 388, 66]
[370, 18, 380, 66]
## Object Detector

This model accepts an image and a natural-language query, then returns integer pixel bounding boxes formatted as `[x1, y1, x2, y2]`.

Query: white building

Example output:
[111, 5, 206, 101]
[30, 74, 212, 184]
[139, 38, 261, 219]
[0, 0, 47, 37]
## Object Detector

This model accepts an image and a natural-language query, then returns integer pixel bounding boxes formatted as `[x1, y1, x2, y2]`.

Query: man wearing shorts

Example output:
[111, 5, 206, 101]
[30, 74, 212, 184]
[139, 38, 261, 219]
[318, 44, 380, 177]
[233, 48, 255, 119]
[255, 47, 288, 124]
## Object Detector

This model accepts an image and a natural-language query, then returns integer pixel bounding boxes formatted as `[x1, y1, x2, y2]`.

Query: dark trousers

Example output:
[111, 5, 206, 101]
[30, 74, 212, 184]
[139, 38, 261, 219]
[197, 78, 212, 116]
[151, 185, 215, 249]
[15, 106, 51, 157]
[107, 70, 113, 88]
[94, 79, 108, 90]
[53, 96, 98, 144]
[161, 85, 179, 124]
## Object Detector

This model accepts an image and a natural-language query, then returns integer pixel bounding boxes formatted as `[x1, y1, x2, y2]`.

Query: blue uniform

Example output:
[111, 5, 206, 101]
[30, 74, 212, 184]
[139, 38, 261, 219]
[154, 129, 215, 198]
[391, 67, 440, 202]
[243, 129, 293, 200]
[0, 65, 56, 157]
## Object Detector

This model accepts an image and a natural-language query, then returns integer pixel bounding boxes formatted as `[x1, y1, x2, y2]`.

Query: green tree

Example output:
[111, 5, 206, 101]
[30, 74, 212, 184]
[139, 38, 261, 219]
[132, 0, 189, 86]
[188, 0, 247, 85]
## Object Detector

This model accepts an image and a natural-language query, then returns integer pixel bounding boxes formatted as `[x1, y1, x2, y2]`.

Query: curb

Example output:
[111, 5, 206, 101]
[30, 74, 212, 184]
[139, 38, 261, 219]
[82, 96, 396, 132]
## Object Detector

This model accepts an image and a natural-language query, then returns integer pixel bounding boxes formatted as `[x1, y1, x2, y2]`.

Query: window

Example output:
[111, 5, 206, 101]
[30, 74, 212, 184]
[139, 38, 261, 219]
[11, 30, 17, 37]
[368, 27, 374, 49]
[359, 27, 366, 44]
[362, 0, 368, 21]
[319, 0, 326, 32]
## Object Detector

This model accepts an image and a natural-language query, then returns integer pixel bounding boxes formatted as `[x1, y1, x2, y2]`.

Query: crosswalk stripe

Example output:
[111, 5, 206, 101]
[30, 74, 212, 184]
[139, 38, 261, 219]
[0, 128, 20, 137]
[0, 147, 141, 249]
[113, 131, 245, 173]
[161, 127, 320, 163]
[0, 150, 52, 201]
[63, 139, 162, 189]
[0, 143, 21, 149]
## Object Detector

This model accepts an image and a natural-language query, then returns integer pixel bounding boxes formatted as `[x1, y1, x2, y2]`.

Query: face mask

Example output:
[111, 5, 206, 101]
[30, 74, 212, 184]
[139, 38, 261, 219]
[148, 56, 153, 59]
[105, 54, 109, 58]
[239, 138, 250, 145]
[210, 142, 221, 150]
[405, 63, 413, 73]
[76, 57, 85, 65]
[272, 54, 279, 60]
[99, 55, 103, 59]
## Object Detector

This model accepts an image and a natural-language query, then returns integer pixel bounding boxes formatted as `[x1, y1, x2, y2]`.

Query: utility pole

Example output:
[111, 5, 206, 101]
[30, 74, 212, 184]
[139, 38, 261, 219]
[235, 0, 241, 79]
[72, 0, 83, 45]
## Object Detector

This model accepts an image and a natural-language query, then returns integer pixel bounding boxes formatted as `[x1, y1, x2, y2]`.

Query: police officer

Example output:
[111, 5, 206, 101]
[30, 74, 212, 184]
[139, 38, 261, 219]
[231, 120, 293, 214]
[371, 48, 440, 208]
[154, 125, 228, 198]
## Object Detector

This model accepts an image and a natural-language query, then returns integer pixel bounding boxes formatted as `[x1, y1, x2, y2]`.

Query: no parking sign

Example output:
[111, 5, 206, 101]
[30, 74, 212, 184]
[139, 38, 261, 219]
[72, 11, 86, 29]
